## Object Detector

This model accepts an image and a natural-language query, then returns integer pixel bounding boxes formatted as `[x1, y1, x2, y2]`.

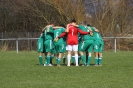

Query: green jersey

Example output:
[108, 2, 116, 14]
[54, 27, 65, 43]
[89, 26, 102, 40]
[43, 26, 54, 41]
[78, 25, 93, 40]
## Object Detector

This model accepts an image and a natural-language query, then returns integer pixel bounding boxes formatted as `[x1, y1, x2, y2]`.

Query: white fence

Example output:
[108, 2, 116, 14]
[0, 37, 133, 53]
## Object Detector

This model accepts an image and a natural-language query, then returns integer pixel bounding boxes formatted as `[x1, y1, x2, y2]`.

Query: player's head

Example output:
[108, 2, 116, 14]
[71, 19, 76, 23]
[49, 20, 56, 26]
[87, 24, 91, 26]
[81, 21, 87, 26]
[71, 19, 76, 25]
[59, 24, 66, 28]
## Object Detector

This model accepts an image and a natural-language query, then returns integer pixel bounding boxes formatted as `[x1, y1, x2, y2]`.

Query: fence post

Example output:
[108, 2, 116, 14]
[16, 38, 18, 53]
[28, 32, 29, 50]
[114, 38, 116, 53]
[1, 32, 3, 46]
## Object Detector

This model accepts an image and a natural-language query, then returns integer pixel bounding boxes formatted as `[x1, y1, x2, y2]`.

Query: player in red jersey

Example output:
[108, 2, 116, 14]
[55, 20, 91, 66]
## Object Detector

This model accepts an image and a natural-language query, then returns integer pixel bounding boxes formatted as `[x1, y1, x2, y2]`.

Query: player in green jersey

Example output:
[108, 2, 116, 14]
[91, 27, 104, 66]
[37, 33, 44, 65]
[53, 25, 66, 66]
[87, 25, 104, 66]
[77, 21, 94, 66]
[42, 21, 55, 66]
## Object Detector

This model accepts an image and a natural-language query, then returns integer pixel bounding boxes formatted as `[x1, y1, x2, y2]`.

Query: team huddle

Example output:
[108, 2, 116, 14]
[37, 20, 104, 67]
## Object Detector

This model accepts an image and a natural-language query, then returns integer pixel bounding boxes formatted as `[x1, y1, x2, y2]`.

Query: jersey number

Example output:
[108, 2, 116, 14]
[72, 29, 74, 36]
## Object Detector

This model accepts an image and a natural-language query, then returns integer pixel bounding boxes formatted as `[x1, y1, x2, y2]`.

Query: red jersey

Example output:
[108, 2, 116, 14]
[59, 24, 89, 45]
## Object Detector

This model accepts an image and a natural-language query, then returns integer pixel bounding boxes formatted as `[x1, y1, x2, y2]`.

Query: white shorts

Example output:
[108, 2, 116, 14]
[66, 45, 78, 51]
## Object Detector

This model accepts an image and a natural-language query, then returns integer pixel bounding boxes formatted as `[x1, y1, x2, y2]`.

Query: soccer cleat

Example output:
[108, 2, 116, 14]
[86, 65, 90, 66]
[44, 64, 46, 66]
[76, 65, 79, 66]
[94, 64, 98, 66]
[99, 64, 102, 66]
[67, 65, 70, 66]
[82, 64, 85, 66]
[48, 64, 53, 66]
[82, 64, 86, 66]
[57, 65, 61, 67]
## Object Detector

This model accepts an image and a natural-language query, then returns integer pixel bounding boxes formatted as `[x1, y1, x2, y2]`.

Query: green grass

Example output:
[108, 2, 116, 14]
[0, 51, 133, 88]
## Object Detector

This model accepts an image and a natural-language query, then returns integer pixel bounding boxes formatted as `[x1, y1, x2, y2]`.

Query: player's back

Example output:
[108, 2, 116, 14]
[43, 26, 54, 41]
[67, 25, 78, 45]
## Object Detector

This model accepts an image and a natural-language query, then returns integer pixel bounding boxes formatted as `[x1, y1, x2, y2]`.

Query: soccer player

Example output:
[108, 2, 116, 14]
[53, 24, 66, 66]
[42, 21, 55, 66]
[86, 24, 104, 66]
[77, 21, 94, 66]
[37, 33, 44, 65]
[91, 27, 104, 66]
[55, 20, 91, 66]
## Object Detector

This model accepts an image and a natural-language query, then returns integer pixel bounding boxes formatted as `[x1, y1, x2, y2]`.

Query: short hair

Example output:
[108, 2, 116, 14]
[71, 19, 76, 23]
[49, 20, 56, 25]
[81, 21, 87, 25]
[87, 24, 91, 26]
[59, 24, 66, 28]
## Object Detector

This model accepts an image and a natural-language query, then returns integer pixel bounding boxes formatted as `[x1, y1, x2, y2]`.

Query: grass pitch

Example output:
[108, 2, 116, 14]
[0, 51, 133, 88]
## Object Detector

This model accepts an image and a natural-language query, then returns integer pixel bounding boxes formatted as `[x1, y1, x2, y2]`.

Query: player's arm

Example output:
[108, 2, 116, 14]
[66, 23, 73, 32]
[54, 32, 67, 42]
[93, 27, 99, 32]
[42, 25, 50, 32]
[42, 26, 46, 33]
[53, 26, 63, 29]
[78, 29, 90, 35]
[86, 26, 94, 36]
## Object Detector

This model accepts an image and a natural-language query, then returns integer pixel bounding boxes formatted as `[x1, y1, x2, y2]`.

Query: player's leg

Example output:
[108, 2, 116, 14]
[94, 45, 99, 66]
[67, 45, 72, 66]
[98, 41, 104, 66]
[73, 45, 79, 66]
[63, 44, 67, 65]
[86, 52, 92, 66]
[78, 42, 83, 65]
[37, 36, 44, 65]
[78, 53, 81, 65]
[98, 52, 102, 66]
[80, 40, 93, 66]
[71, 52, 75, 65]
[44, 40, 53, 66]
[56, 43, 64, 66]
[87, 43, 94, 66]
[57, 53, 62, 66]
[62, 53, 66, 64]
[92, 40, 99, 66]
[50, 54, 54, 65]
[86, 51, 88, 63]
[38, 52, 43, 65]
[43, 53, 47, 66]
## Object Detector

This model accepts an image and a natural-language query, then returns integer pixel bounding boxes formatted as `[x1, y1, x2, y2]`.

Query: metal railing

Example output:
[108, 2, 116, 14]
[0, 37, 133, 53]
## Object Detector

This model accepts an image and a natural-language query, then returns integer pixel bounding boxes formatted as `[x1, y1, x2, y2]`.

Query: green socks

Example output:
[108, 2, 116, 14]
[81, 55, 86, 65]
[39, 56, 43, 65]
[87, 56, 92, 66]
[46, 56, 50, 65]
[99, 57, 102, 65]
[95, 57, 99, 65]
[78, 56, 81, 64]
[56, 58, 61, 65]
